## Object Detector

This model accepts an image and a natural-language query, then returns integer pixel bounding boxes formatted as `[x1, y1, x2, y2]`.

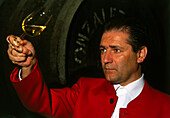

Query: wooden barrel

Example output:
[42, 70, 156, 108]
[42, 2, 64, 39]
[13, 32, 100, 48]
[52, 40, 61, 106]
[0, 0, 169, 90]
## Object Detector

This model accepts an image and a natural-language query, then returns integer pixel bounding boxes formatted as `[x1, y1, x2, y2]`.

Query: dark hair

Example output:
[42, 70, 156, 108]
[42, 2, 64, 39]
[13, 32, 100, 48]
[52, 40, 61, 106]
[103, 16, 149, 53]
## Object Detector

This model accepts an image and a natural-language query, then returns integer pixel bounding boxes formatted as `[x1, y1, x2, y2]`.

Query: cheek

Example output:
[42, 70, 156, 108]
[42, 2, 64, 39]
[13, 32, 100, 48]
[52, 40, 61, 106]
[100, 55, 105, 65]
[116, 56, 126, 69]
[120, 55, 138, 71]
[116, 55, 135, 68]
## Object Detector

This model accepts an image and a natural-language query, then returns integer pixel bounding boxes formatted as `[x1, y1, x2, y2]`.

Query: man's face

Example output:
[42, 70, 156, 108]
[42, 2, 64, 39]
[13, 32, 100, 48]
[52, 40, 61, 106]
[100, 30, 141, 86]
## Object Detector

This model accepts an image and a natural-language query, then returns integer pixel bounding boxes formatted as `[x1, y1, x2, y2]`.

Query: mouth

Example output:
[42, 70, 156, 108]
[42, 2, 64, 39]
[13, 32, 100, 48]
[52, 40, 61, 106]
[105, 69, 113, 72]
[103, 65, 117, 72]
[104, 66, 116, 70]
[104, 68, 117, 73]
[105, 68, 113, 70]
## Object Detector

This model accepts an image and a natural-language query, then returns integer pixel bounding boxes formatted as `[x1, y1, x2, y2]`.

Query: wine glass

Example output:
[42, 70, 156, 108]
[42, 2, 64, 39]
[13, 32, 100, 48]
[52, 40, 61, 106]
[20, 6, 53, 38]
[7, 6, 52, 48]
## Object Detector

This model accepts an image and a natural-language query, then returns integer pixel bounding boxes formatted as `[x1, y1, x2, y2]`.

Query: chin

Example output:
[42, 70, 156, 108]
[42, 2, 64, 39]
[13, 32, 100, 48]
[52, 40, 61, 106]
[105, 74, 119, 83]
[105, 76, 115, 82]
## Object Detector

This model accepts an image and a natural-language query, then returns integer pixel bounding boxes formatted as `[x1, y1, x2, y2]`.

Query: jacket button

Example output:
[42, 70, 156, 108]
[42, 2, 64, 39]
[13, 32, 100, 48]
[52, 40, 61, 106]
[110, 98, 114, 104]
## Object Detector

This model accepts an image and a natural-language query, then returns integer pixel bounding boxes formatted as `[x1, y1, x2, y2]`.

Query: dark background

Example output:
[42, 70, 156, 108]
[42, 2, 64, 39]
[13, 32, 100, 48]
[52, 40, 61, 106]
[0, 0, 169, 117]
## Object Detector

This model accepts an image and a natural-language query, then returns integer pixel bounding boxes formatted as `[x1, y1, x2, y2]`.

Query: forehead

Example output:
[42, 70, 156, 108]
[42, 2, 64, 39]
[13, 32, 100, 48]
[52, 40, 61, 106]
[100, 30, 130, 45]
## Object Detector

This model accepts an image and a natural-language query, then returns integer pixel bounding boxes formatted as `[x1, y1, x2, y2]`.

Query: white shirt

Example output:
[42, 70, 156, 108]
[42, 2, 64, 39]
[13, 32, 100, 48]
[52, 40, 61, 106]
[111, 74, 144, 118]
[18, 69, 22, 81]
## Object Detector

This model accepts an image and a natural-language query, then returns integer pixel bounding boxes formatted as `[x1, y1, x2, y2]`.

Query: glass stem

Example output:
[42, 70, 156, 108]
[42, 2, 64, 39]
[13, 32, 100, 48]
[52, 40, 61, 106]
[20, 32, 26, 39]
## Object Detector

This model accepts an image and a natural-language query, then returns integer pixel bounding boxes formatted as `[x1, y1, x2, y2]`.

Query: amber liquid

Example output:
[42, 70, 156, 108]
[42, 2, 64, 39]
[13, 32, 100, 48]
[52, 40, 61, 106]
[22, 25, 46, 37]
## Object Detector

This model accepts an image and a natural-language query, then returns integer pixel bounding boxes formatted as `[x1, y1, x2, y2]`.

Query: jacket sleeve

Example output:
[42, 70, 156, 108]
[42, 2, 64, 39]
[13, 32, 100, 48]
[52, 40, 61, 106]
[10, 61, 80, 118]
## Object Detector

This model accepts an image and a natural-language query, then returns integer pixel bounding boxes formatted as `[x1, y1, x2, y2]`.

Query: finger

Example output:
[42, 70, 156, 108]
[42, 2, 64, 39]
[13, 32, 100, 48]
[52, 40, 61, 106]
[8, 49, 27, 62]
[6, 35, 11, 43]
[9, 43, 23, 54]
[8, 44, 32, 57]
[11, 60, 21, 65]
[15, 45, 23, 52]
[6, 35, 15, 44]
[7, 44, 13, 56]
[13, 37, 21, 46]
[7, 35, 24, 53]
[11, 55, 27, 62]
[12, 61, 17, 64]
[11, 49, 26, 57]
[9, 43, 15, 49]
[8, 40, 31, 56]
[11, 57, 33, 67]
[7, 35, 22, 47]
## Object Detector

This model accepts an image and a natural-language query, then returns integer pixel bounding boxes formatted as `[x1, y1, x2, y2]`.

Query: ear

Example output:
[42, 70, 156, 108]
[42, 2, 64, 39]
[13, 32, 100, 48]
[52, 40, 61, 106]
[137, 46, 148, 63]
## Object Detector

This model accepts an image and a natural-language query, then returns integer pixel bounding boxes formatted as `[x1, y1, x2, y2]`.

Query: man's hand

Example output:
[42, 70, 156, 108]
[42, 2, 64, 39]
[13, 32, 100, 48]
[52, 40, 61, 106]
[7, 35, 36, 78]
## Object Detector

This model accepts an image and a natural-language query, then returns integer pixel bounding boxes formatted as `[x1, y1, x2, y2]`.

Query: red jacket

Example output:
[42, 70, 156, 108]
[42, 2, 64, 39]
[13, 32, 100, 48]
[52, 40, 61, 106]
[11, 62, 170, 118]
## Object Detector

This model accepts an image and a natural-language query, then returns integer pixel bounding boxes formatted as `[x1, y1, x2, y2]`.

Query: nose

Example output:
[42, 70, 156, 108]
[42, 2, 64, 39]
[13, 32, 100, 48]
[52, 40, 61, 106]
[102, 50, 113, 64]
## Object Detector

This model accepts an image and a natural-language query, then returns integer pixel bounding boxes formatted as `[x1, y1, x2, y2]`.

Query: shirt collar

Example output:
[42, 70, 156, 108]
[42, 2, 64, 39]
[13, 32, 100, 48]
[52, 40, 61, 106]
[114, 74, 144, 98]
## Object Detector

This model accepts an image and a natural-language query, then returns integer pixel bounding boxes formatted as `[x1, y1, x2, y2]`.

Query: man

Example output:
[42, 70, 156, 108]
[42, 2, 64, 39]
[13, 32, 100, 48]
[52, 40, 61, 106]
[7, 16, 170, 118]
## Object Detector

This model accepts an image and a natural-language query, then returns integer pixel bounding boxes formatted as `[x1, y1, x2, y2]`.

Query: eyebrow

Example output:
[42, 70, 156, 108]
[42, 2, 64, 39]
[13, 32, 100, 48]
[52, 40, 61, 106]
[110, 45, 123, 49]
[99, 45, 105, 48]
[99, 45, 123, 49]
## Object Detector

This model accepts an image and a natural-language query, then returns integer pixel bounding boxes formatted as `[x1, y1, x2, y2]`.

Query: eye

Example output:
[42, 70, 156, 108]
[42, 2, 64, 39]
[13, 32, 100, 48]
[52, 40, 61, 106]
[114, 49, 120, 53]
[100, 48, 106, 53]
